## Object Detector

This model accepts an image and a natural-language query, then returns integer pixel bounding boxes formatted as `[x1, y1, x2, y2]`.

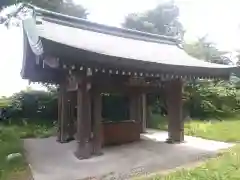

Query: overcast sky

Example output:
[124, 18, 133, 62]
[0, 0, 240, 96]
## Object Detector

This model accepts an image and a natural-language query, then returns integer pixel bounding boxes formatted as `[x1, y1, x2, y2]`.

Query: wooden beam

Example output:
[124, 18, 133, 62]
[91, 73, 164, 94]
[165, 79, 184, 143]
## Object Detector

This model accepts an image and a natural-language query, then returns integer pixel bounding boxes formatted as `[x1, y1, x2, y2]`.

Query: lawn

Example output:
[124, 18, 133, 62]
[140, 145, 240, 180]
[150, 114, 240, 142]
[0, 118, 56, 180]
[140, 114, 240, 180]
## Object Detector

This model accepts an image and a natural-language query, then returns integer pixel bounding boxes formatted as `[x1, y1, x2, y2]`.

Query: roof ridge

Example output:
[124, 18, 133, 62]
[31, 4, 180, 45]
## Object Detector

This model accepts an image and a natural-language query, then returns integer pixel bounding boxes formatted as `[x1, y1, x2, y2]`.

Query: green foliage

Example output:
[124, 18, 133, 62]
[184, 81, 240, 118]
[183, 36, 230, 64]
[123, 2, 184, 37]
[0, 127, 26, 180]
[2, 118, 56, 138]
[0, 118, 53, 180]
[0, 89, 58, 120]
[0, 97, 11, 108]
[0, 90, 57, 179]
[0, 0, 88, 22]
[0, 94, 57, 179]
[148, 114, 167, 130]
[148, 80, 240, 119]
[0, 1, 7, 9]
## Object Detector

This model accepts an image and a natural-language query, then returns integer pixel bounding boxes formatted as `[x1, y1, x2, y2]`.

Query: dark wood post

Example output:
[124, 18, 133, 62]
[146, 94, 151, 129]
[129, 91, 139, 121]
[129, 89, 142, 138]
[67, 91, 75, 141]
[136, 93, 142, 131]
[165, 79, 184, 143]
[129, 93, 136, 121]
[75, 73, 93, 159]
[129, 88, 141, 121]
[141, 93, 147, 133]
[57, 82, 69, 143]
[57, 86, 62, 142]
[92, 90, 103, 156]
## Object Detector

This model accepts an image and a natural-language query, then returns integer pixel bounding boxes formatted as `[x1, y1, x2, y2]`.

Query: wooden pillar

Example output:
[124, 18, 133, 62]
[57, 83, 69, 143]
[129, 91, 141, 122]
[146, 94, 151, 129]
[141, 93, 147, 133]
[92, 90, 103, 155]
[129, 94, 136, 121]
[57, 87, 62, 142]
[165, 79, 184, 143]
[67, 92, 75, 141]
[136, 94, 142, 123]
[75, 75, 92, 159]
[129, 89, 142, 138]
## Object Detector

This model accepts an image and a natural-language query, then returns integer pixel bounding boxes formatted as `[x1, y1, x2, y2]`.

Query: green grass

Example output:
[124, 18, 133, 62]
[0, 118, 56, 180]
[143, 114, 240, 180]
[150, 114, 240, 142]
[0, 127, 30, 180]
[140, 145, 240, 180]
[2, 118, 57, 139]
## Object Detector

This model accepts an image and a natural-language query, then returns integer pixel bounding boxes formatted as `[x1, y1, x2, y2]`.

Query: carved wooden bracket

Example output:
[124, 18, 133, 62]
[67, 75, 78, 91]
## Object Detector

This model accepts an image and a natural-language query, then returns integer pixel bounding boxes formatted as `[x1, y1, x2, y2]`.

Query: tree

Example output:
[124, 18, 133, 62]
[0, 0, 88, 19]
[183, 36, 231, 64]
[123, 2, 231, 65]
[235, 50, 240, 66]
[0, 0, 9, 8]
[123, 1, 184, 39]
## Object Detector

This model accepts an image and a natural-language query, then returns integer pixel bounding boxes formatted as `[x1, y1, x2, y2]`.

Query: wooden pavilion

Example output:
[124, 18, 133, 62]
[21, 6, 238, 159]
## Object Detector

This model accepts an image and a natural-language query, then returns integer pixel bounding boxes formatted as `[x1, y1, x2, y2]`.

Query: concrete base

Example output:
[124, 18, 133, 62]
[24, 129, 234, 180]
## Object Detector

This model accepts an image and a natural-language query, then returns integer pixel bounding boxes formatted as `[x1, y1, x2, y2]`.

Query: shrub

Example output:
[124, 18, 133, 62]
[184, 81, 240, 119]
[1, 90, 58, 120]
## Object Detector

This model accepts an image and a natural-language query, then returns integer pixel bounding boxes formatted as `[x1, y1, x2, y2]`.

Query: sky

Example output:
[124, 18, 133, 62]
[0, 0, 240, 96]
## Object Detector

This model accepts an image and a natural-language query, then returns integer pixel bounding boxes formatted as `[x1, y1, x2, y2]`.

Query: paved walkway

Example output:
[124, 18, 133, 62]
[24, 129, 234, 180]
